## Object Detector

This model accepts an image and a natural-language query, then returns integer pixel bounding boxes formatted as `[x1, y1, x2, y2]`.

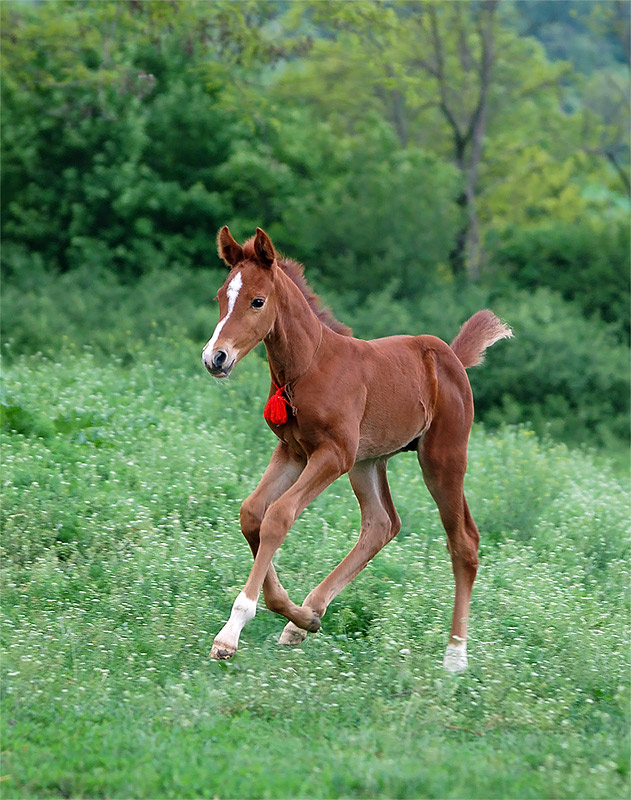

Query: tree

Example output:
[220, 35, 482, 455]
[0, 1, 287, 278]
[277, 1, 571, 279]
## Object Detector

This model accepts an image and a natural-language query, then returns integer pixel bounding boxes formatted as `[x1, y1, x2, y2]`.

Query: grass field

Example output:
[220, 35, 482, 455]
[1, 340, 629, 799]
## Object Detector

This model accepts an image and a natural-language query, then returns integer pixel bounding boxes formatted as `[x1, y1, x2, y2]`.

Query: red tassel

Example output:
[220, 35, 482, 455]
[264, 384, 289, 425]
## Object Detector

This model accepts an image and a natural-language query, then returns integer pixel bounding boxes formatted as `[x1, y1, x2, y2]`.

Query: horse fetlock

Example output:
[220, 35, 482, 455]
[291, 602, 321, 632]
[209, 591, 257, 660]
[307, 610, 321, 633]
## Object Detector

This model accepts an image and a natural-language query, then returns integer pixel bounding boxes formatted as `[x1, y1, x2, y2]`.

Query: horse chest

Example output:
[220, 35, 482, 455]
[271, 419, 312, 460]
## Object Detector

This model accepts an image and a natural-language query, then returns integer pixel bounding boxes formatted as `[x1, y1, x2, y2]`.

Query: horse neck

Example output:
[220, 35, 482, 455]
[264, 269, 323, 387]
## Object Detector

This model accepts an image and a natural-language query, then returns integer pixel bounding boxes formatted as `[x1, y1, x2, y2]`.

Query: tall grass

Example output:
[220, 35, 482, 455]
[1, 342, 629, 798]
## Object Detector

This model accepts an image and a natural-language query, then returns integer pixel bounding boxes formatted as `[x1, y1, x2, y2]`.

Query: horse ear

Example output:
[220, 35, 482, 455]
[254, 227, 276, 269]
[217, 226, 243, 268]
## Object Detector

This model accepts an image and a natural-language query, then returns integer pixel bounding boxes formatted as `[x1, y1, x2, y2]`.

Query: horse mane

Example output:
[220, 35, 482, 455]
[242, 239, 352, 337]
[278, 257, 353, 337]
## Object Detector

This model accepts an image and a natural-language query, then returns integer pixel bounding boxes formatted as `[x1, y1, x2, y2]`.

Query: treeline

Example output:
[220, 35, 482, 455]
[1, 1, 629, 451]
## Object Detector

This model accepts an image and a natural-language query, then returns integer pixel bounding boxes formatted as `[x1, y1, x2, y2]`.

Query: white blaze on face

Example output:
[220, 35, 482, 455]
[202, 271, 243, 362]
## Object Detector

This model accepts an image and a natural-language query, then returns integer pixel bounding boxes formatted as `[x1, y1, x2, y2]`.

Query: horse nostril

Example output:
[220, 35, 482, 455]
[212, 350, 227, 369]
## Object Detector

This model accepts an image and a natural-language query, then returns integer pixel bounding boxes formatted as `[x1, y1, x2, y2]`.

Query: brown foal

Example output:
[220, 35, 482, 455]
[202, 226, 512, 671]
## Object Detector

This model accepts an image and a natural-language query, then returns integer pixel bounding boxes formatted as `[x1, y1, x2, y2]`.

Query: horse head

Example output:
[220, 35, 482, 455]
[202, 226, 279, 377]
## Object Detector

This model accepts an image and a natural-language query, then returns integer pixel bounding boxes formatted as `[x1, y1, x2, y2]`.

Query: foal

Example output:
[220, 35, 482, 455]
[202, 226, 511, 671]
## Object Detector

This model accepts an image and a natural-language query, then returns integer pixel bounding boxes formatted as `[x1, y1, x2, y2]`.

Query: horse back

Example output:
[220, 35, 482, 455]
[350, 333, 471, 459]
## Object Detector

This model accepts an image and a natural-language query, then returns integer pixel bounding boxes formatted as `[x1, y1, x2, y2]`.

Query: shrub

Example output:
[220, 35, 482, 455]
[3, 265, 628, 453]
[490, 221, 630, 340]
[1, 258, 223, 360]
[470, 287, 629, 450]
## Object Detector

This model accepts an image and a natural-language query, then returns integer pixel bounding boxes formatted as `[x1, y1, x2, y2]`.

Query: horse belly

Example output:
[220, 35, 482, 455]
[356, 394, 430, 460]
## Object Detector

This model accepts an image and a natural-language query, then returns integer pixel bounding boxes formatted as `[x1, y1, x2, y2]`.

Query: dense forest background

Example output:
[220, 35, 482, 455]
[2, 0, 629, 455]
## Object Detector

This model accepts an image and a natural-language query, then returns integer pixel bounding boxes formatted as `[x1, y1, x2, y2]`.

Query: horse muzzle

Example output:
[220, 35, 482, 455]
[202, 347, 236, 378]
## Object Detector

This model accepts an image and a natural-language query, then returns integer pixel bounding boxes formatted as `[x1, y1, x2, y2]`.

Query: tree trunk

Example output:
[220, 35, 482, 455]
[421, 0, 497, 282]
[448, 190, 469, 280]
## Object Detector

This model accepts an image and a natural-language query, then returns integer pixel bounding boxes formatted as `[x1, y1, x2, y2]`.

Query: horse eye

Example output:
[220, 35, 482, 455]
[251, 298, 265, 309]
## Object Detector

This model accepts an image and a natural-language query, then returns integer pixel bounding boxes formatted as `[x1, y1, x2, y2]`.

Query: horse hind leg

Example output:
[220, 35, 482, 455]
[418, 432, 479, 673]
[279, 458, 401, 646]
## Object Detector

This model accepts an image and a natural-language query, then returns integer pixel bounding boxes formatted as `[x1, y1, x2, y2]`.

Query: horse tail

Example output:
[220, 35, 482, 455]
[450, 310, 512, 369]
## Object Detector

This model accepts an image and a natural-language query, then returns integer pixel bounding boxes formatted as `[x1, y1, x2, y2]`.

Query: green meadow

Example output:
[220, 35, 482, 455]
[2, 1, 630, 796]
[2, 341, 629, 798]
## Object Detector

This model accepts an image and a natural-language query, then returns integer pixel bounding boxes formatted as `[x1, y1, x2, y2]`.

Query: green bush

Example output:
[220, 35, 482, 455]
[1, 258, 224, 361]
[272, 114, 462, 297]
[490, 221, 630, 340]
[1, 6, 461, 289]
[470, 287, 629, 450]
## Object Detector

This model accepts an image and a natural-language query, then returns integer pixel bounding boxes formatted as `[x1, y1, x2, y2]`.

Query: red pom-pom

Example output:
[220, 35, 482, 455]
[264, 385, 289, 425]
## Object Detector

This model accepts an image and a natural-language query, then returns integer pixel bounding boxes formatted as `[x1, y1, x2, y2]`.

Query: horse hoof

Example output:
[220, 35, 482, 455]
[210, 641, 236, 660]
[278, 621, 308, 646]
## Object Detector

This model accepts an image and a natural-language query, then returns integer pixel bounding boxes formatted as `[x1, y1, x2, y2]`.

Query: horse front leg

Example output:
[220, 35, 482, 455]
[239, 443, 308, 622]
[210, 445, 350, 660]
[279, 458, 401, 646]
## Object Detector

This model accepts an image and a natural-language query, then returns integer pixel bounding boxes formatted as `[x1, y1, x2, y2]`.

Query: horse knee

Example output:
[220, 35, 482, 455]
[465, 511, 480, 549]
[360, 510, 393, 555]
[462, 545, 479, 572]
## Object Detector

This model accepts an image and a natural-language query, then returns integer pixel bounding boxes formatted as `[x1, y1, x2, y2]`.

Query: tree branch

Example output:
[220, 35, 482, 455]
[605, 150, 631, 196]
[426, 4, 464, 153]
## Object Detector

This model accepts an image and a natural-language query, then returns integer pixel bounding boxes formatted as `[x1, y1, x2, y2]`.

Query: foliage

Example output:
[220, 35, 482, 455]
[272, 115, 461, 296]
[1, 1, 462, 293]
[0, 260, 223, 360]
[2, 0, 628, 285]
[2, 347, 629, 798]
[279, 0, 629, 277]
[470, 288, 630, 450]
[489, 220, 630, 337]
[514, 0, 630, 71]
[0, 1, 256, 279]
